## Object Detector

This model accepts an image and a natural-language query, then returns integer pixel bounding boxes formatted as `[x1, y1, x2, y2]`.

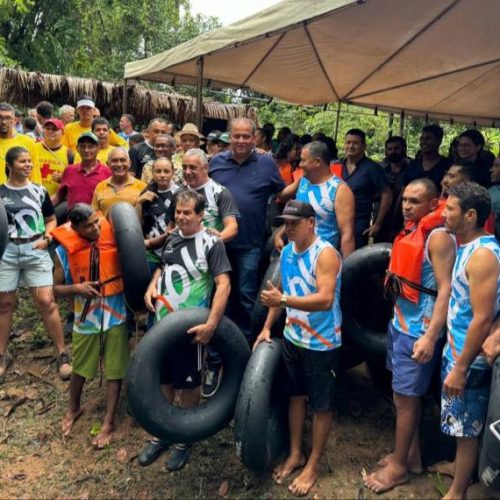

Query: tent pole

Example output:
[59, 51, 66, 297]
[195, 56, 204, 130]
[122, 79, 128, 114]
[399, 110, 405, 136]
[388, 113, 394, 137]
[334, 102, 341, 143]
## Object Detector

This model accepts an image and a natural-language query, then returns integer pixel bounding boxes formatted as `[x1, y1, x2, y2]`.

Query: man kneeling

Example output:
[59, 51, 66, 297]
[254, 200, 342, 496]
[53, 203, 129, 448]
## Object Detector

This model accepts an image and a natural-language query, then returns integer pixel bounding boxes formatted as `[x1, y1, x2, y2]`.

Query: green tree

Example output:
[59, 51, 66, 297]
[0, 0, 220, 81]
[257, 101, 500, 162]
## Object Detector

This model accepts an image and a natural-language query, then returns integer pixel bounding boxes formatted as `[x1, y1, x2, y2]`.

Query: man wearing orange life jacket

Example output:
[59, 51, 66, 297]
[52, 204, 129, 450]
[364, 179, 456, 494]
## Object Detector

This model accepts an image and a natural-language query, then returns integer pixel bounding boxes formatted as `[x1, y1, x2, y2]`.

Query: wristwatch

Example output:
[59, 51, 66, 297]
[280, 294, 288, 308]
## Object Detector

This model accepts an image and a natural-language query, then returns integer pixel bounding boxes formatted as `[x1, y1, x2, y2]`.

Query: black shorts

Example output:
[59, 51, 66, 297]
[160, 340, 203, 390]
[282, 337, 339, 412]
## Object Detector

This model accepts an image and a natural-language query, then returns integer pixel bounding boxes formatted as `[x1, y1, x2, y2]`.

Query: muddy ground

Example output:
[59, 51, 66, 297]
[0, 291, 498, 499]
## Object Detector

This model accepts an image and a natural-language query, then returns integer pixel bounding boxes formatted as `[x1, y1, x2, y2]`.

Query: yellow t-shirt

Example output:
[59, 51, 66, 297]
[34, 142, 72, 195]
[0, 134, 41, 185]
[63, 122, 127, 153]
[92, 176, 146, 216]
[74, 145, 116, 166]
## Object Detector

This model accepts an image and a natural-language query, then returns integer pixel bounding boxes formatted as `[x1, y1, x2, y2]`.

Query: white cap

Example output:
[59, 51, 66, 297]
[76, 98, 95, 109]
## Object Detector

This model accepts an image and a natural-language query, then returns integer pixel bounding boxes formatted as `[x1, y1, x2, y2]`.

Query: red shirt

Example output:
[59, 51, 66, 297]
[58, 162, 112, 208]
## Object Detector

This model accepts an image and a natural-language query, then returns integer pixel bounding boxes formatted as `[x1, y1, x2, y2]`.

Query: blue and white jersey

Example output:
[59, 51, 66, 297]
[296, 175, 343, 249]
[280, 237, 341, 351]
[392, 228, 453, 338]
[445, 235, 500, 370]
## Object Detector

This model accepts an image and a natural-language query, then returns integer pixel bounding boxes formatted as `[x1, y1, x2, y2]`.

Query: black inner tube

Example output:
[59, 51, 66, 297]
[479, 356, 500, 491]
[234, 339, 288, 472]
[109, 202, 151, 312]
[127, 308, 250, 443]
[341, 243, 393, 357]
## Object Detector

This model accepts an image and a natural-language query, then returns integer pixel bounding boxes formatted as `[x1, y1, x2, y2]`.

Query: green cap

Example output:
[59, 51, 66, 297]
[219, 132, 230, 144]
[77, 131, 99, 145]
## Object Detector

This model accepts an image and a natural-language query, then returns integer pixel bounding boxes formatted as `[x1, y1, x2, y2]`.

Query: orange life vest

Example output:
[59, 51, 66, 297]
[330, 162, 343, 179]
[51, 215, 124, 297]
[387, 199, 446, 304]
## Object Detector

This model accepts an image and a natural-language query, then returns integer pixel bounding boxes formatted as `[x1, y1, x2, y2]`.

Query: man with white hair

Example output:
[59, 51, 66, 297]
[59, 105, 75, 126]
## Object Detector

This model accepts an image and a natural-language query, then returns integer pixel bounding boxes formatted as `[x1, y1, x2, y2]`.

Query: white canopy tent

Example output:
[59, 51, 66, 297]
[124, 0, 500, 126]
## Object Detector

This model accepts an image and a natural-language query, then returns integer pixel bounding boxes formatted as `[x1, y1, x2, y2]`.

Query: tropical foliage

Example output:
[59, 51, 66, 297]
[0, 0, 220, 81]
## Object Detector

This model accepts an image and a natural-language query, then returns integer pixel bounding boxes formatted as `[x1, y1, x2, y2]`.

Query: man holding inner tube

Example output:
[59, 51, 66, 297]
[52, 203, 129, 449]
[364, 178, 456, 493]
[141, 189, 231, 471]
[181, 147, 239, 398]
[254, 199, 342, 497]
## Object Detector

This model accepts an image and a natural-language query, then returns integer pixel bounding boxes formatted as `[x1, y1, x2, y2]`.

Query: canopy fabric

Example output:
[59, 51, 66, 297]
[124, 0, 500, 126]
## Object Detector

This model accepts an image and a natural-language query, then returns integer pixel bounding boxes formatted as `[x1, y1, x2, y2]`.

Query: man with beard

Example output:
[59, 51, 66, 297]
[402, 125, 451, 191]
[375, 136, 412, 242]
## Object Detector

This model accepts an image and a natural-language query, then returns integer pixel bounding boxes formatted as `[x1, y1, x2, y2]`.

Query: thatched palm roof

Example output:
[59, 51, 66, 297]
[0, 67, 257, 124]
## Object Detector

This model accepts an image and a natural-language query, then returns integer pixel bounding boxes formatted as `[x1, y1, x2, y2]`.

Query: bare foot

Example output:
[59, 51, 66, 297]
[442, 486, 467, 500]
[92, 422, 113, 449]
[288, 464, 320, 497]
[377, 452, 424, 474]
[428, 460, 455, 478]
[363, 460, 410, 494]
[61, 407, 83, 437]
[273, 454, 306, 484]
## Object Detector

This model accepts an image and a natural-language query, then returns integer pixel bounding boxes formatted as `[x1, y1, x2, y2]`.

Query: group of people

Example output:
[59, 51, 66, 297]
[0, 95, 500, 498]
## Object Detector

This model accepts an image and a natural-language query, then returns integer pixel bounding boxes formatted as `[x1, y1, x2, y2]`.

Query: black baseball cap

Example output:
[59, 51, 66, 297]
[275, 200, 315, 221]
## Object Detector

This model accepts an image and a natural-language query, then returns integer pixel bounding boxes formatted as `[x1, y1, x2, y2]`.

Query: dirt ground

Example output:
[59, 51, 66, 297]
[0, 292, 498, 499]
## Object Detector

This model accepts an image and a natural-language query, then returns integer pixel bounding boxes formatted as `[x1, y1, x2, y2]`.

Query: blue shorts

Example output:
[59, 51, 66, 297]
[440, 357, 491, 438]
[386, 323, 443, 397]
[0, 241, 54, 292]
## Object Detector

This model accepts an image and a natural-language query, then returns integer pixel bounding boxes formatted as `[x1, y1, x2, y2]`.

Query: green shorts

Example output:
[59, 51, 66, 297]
[72, 324, 129, 380]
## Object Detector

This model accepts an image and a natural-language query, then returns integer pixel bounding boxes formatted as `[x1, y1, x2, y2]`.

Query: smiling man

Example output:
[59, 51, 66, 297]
[209, 118, 288, 343]
[141, 189, 231, 471]
[35, 118, 74, 196]
[341, 128, 392, 248]
[92, 147, 146, 216]
[52, 132, 111, 209]
[180, 147, 239, 397]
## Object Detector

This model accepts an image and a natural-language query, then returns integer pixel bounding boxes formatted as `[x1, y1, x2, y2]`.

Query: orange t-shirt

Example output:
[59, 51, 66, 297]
[278, 162, 294, 186]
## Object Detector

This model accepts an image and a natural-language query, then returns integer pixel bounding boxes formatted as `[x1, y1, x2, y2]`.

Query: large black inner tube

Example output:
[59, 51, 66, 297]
[251, 255, 286, 340]
[127, 308, 250, 444]
[0, 200, 8, 261]
[479, 356, 500, 491]
[109, 202, 151, 312]
[341, 243, 393, 357]
[234, 339, 288, 472]
[258, 227, 283, 283]
[54, 201, 68, 226]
